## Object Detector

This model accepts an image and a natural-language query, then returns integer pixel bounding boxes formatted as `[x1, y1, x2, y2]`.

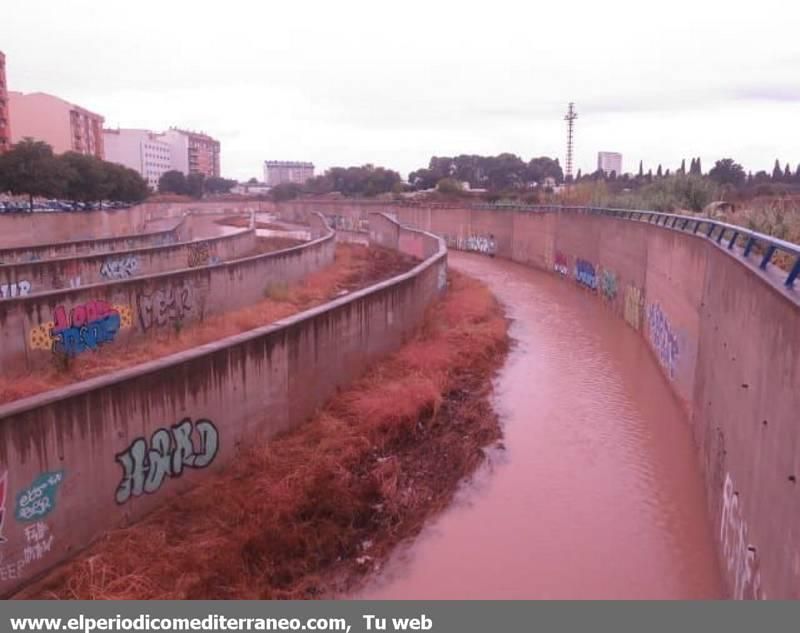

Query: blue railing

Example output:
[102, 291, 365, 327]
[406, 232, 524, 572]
[472, 203, 800, 289]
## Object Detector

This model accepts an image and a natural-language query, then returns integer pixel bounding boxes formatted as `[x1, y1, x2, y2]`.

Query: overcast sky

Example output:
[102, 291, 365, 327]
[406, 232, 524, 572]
[3, 0, 799, 181]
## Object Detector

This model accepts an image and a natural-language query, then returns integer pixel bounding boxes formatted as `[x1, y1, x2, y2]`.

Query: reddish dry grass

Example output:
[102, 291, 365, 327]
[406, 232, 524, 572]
[0, 244, 416, 406]
[16, 271, 509, 599]
[216, 217, 289, 231]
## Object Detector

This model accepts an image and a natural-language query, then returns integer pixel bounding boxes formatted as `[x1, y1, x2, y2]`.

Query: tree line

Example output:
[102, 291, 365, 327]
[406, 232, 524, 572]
[268, 164, 403, 201]
[157, 170, 237, 198]
[0, 138, 150, 210]
[409, 154, 564, 191]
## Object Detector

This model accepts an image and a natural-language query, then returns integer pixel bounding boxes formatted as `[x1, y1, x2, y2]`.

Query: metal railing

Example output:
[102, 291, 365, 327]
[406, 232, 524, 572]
[470, 203, 800, 289]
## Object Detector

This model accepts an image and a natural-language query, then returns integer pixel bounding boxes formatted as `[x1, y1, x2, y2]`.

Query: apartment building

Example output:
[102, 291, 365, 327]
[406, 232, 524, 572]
[161, 128, 220, 178]
[264, 161, 315, 186]
[597, 151, 623, 177]
[9, 91, 104, 158]
[103, 128, 173, 190]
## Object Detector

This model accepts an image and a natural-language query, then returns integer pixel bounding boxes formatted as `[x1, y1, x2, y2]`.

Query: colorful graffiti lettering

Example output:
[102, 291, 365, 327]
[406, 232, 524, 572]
[115, 418, 219, 504]
[0, 471, 7, 543]
[0, 281, 32, 298]
[574, 258, 597, 290]
[100, 254, 140, 280]
[137, 284, 194, 331]
[646, 302, 680, 379]
[554, 251, 569, 276]
[721, 473, 764, 599]
[154, 232, 178, 246]
[444, 234, 497, 256]
[623, 285, 644, 331]
[599, 268, 618, 301]
[15, 471, 64, 523]
[50, 300, 121, 356]
[187, 241, 221, 268]
[28, 304, 132, 352]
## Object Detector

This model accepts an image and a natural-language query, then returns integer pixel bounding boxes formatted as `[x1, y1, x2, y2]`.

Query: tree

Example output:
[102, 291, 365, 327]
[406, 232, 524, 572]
[61, 152, 114, 203]
[247, 177, 258, 185]
[158, 170, 187, 195]
[784, 163, 792, 182]
[204, 176, 236, 194]
[679, 159, 686, 174]
[436, 177, 464, 195]
[186, 173, 205, 199]
[708, 158, 745, 187]
[772, 159, 783, 181]
[269, 182, 302, 201]
[656, 164, 663, 178]
[0, 138, 67, 210]
[638, 160, 644, 178]
[104, 163, 149, 202]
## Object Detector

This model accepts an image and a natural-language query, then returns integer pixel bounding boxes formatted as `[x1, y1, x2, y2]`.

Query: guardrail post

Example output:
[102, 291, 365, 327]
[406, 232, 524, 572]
[786, 257, 800, 287]
[693, 221, 701, 233]
[759, 245, 776, 270]
[728, 231, 739, 250]
[707, 223, 715, 238]
[743, 237, 756, 258]
[717, 228, 726, 244]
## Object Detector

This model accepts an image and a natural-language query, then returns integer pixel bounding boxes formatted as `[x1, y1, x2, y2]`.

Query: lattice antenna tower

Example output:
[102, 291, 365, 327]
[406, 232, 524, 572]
[564, 102, 578, 180]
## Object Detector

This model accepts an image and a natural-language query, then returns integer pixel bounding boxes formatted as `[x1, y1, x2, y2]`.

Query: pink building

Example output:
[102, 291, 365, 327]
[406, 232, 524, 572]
[0, 52, 10, 153]
[9, 91, 104, 158]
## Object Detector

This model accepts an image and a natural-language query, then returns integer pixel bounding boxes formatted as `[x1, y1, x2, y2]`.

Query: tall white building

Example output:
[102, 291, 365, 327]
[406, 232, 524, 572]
[597, 152, 623, 177]
[103, 129, 174, 190]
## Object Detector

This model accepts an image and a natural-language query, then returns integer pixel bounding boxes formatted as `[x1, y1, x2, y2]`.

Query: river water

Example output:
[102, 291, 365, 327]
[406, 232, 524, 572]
[360, 251, 722, 599]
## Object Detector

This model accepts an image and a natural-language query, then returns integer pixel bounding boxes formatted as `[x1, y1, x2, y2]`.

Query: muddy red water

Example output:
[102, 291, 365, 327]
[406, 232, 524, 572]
[360, 251, 723, 599]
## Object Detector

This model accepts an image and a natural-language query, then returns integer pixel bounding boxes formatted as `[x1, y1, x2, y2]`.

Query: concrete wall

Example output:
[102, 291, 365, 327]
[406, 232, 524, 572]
[0, 217, 188, 266]
[0, 217, 334, 372]
[0, 215, 445, 596]
[0, 226, 256, 296]
[373, 202, 799, 600]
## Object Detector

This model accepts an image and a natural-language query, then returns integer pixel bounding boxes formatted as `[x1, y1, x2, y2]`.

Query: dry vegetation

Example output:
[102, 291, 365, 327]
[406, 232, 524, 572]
[216, 216, 289, 231]
[0, 244, 416, 406]
[16, 270, 509, 599]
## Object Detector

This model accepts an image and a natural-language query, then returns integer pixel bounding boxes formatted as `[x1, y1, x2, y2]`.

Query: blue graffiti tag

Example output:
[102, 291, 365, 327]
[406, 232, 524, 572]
[575, 258, 597, 290]
[15, 471, 65, 522]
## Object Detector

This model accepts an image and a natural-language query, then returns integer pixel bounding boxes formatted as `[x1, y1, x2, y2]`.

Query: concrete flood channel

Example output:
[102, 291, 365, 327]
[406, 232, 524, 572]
[360, 251, 722, 599]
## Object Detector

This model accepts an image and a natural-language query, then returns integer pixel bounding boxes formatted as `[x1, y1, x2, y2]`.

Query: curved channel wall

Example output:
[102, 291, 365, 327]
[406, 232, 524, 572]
[0, 214, 446, 596]
[0, 225, 257, 296]
[0, 214, 333, 372]
[331, 200, 795, 601]
[0, 216, 188, 265]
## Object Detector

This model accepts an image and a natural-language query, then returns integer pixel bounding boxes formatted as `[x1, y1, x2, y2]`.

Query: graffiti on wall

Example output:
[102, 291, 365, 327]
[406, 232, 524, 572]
[14, 471, 64, 523]
[115, 418, 219, 504]
[187, 241, 222, 268]
[100, 254, 140, 280]
[0, 521, 55, 584]
[153, 232, 178, 247]
[623, 285, 644, 331]
[646, 302, 680, 379]
[574, 258, 597, 290]
[0, 281, 32, 299]
[326, 215, 369, 233]
[28, 302, 133, 353]
[444, 234, 497, 256]
[0, 472, 7, 543]
[554, 251, 569, 276]
[137, 284, 194, 331]
[598, 268, 618, 301]
[721, 473, 764, 599]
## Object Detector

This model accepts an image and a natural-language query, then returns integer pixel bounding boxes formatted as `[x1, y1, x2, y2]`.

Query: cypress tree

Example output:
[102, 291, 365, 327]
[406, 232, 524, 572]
[695, 157, 702, 175]
[679, 158, 686, 174]
[772, 159, 782, 181]
[638, 160, 644, 178]
[656, 164, 663, 178]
